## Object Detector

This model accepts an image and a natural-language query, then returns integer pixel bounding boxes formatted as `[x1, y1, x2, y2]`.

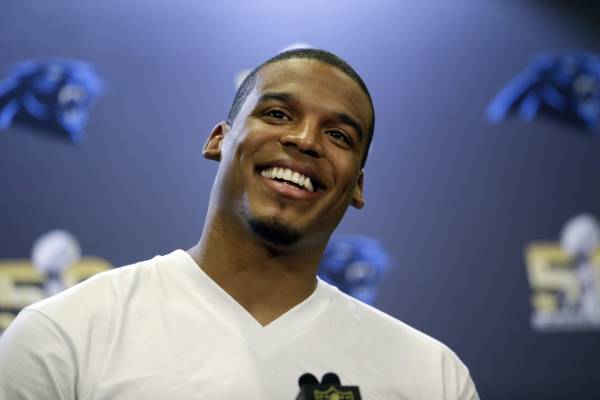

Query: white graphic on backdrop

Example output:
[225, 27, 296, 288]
[32, 229, 82, 297]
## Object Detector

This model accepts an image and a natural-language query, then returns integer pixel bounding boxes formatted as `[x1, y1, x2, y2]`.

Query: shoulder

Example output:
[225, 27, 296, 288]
[323, 282, 476, 395]
[27, 256, 151, 315]
[327, 283, 447, 352]
[0, 250, 195, 399]
[25, 249, 189, 333]
[0, 307, 78, 399]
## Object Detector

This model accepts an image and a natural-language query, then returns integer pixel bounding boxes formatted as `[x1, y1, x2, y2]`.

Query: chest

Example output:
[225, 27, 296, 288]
[82, 321, 424, 400]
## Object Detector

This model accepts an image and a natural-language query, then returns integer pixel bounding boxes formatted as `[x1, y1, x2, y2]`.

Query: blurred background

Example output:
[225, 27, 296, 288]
[1, 1, 600, 398]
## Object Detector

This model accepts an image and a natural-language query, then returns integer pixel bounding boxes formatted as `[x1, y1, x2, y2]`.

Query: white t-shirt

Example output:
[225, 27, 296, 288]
[0, 250, 478, 399]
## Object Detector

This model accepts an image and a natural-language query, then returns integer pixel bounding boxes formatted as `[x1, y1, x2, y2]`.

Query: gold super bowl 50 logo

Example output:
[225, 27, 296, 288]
[0, 258, 111, 332]
[0, 230, 111, 333]
[525, 214, 600, 332]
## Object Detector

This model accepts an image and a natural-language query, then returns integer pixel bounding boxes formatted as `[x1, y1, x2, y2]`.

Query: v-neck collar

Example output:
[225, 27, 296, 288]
[172, 249, 333, 357]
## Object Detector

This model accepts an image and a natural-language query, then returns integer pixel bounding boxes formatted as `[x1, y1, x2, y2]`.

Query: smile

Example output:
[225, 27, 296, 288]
[260, 167, 315, 192]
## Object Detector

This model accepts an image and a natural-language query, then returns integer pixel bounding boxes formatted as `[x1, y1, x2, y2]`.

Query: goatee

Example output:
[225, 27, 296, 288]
[248, 217, 302, 247]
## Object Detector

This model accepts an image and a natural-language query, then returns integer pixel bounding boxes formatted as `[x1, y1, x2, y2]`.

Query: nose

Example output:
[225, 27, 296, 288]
[281, 120, 323, 158]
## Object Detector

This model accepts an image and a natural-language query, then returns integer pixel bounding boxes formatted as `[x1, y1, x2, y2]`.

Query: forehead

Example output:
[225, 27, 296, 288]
[251, 59, 372, 130]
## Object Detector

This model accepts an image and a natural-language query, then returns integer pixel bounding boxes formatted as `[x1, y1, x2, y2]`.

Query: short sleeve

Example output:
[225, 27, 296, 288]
[0, 309, 76, 400]
[441, 346, 480, 400]
[457, 375, 479, 400]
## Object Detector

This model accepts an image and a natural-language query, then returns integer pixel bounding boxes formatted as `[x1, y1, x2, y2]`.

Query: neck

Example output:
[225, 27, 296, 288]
[187, 207, 326, 326]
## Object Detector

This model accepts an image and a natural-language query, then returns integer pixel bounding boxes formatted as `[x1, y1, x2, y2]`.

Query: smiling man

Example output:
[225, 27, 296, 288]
[0, 49, 478, 399]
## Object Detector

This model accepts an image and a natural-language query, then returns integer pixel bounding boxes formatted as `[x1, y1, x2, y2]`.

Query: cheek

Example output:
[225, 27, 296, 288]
[221, 129, 272, 188]
[328, 150, 361, 185]
[238, 130, 282, 166]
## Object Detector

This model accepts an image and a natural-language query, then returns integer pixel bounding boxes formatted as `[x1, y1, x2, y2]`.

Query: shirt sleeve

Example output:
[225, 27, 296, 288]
[440, 346, 480, 400]
[457, 375, 479, 400]
[0, 309, 76, 400]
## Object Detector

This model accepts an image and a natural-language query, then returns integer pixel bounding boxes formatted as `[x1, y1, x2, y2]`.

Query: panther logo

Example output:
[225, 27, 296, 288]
[318, 235, 390, 305]
[0, 58, 102, 142]
[487, 51, 600, 133]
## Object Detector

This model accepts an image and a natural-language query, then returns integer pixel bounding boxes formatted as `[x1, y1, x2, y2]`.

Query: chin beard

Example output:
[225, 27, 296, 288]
[247, 217, 302, 247]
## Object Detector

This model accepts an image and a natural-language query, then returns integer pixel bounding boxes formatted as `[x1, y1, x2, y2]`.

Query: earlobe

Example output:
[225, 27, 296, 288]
[351, 170, 365, 209]
[203, 122, 228, 161]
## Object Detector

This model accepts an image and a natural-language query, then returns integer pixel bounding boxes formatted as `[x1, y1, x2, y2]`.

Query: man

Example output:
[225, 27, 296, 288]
[0, 49, 479, 399]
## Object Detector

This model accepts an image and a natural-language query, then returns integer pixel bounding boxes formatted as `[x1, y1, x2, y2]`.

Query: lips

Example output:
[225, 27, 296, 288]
[255, 160, 326, 192]
[260, 166, 315, 192]
[255, 159, 326, 200]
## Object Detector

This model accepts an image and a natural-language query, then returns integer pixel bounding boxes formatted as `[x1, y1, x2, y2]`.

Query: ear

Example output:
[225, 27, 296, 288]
[203, 122, 229, 161]
[351, 170, 365, 209]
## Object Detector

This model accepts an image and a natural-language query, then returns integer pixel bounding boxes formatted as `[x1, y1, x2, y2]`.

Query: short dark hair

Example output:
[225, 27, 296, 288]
[227, 48, 375, 168]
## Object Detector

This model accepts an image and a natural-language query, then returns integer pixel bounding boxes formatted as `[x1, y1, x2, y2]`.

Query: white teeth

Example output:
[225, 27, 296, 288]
[298, 175, 305, 186]
[260, 167, 316, 192]
[291, 171, 300, 184]
[305, 179, 314, 193]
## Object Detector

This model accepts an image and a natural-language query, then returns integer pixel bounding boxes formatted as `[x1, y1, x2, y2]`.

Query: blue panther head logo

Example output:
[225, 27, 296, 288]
[318, 235, 390, 305]
[0, 58, 102, 142]
[487, 51, 600, 134]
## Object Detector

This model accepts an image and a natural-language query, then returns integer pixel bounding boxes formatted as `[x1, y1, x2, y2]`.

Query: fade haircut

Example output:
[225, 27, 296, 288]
[226, 48, 375, 168]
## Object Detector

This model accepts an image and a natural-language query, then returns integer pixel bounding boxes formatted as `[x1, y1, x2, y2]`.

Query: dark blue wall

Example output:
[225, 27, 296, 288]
[1, 1, 599, 398]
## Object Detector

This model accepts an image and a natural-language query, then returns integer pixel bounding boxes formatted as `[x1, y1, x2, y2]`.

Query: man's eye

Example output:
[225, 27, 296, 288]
[326, 130, 350, 145]
[265, 110, 290, 120]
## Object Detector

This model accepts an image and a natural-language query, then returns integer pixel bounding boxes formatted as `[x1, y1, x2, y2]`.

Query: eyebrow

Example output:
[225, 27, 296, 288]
[257, 91, 296, 105]
[257, 91, 365, 143]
